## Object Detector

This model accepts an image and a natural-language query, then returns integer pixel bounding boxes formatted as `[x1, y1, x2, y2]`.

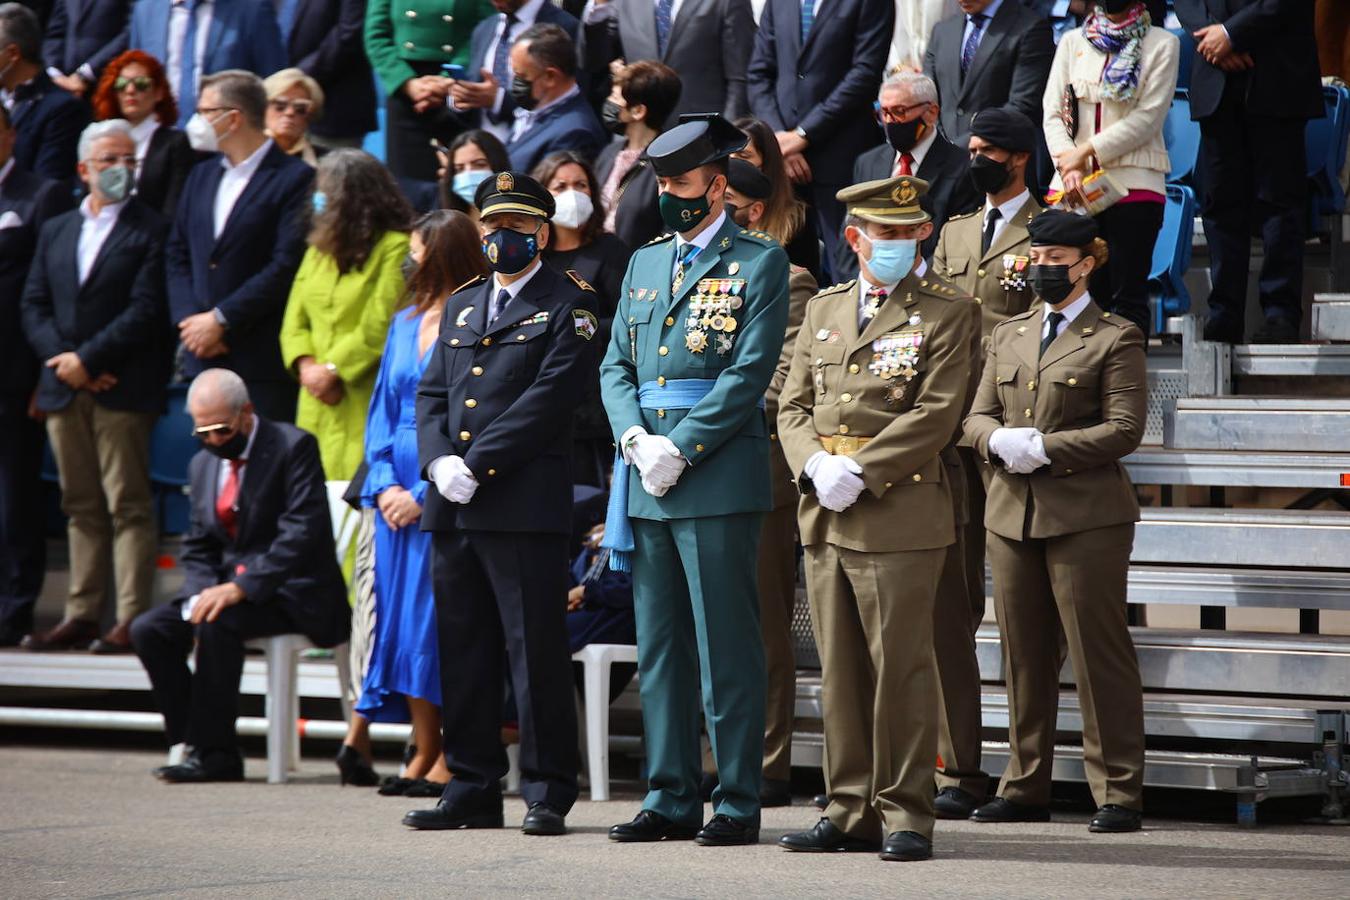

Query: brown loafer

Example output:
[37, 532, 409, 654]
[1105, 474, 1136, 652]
[20, 618, 101, 651]
[90, 620, 135, 654]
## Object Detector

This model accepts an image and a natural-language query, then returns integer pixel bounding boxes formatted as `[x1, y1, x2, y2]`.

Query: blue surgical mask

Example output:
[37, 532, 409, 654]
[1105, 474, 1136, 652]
[864, 236, 918, 284]
[452, 169, 492, 206]
[312, 191, 328, 214]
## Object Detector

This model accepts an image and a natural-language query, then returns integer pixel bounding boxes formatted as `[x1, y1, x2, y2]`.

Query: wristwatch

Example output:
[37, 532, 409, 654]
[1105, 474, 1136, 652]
[794, 126, 807, 140]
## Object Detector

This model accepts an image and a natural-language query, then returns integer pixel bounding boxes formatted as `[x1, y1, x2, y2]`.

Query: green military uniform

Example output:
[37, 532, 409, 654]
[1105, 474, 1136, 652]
[364, 0, 495, 93]
[599, 117, 790, 832]
[777, 177, 977, 850]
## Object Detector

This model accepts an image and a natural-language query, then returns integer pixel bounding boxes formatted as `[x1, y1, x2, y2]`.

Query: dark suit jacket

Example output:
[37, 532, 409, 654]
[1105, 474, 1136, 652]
[180, 418, 350, 648]
[578, 0, 754, 125]
[0, 166, 73, 410]
[164, 144, 314, 385]
[416, 265, 601, 535]
[10, 71, 90, 182]
[594, 136, 664, 249]
[136, 125, 196, 218]
[505, 90, 608, 171]
[466, 4, 579, 133]
[42, 0, 133, 78]
[1174, 0, 1322, 121]
[746, 0, 894, 186]
[21, 198, 171, 414]
[923, 1, 1054, 147]
[287, 0, 378, 139]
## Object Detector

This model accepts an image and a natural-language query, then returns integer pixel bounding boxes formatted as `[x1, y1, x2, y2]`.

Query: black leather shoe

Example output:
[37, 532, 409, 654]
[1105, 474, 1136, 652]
[759, 778, 792, 808]
[779, 817, 880, 853]
[880, 831, 932, 862]
[1251, 317, 1298, 344]
[156, 751, 244, 784]
[934, 786, 979, 820]
[609, 809, 699, 843]
[402, 799, 504, 830]
[521, 802, 566, 836]
[812, 793, 828, 811]
[1089, 804, 1142, 833]
[379, 776, 418, 796]
[695, 813, 759, 846]
[970, 797, 1051, 823]
[1202, 316, 1242, 344]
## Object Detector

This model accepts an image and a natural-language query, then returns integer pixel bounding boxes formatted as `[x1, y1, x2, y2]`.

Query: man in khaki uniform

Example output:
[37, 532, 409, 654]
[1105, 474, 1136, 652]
[776, 176, 977, 862]
[927, 107, 1043, 818]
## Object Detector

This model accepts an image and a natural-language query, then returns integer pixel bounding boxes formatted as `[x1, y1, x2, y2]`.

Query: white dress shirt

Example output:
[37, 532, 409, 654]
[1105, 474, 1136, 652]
[166, 0, 214, 103]
[76, 195, 128, 285]
[490, 257, 544, 316]
[1041, 291, 1092, 343]
[982, 188, 1030, 251]
[510, 83, 580, 142]
[671, 209, 726, 277]
[213, 139, 272, 238]
[214, 413, 260, 495]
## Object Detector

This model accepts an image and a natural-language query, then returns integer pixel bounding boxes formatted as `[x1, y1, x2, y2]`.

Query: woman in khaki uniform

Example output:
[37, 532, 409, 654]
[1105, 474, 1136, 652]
[962, 209, 1147, 834]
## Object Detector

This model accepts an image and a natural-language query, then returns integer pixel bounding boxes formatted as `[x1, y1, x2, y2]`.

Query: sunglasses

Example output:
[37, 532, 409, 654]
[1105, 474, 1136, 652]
[269, 98, 313, 116]
[115, 76, 153, 92]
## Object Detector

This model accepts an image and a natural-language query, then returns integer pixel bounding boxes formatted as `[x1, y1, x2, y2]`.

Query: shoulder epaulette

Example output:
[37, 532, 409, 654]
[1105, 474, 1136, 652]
[946, 210, 979, 222]
[644, 231, 675, 246]
[736, 228, 777, 246]
[452, 275, 486, 294]
[916, 274, 963, 298]
[996, 307, 1042, 331]
[1097, 309, 1132, 328]
[810, 279, 856, 304]
[566, 269, 596, 293]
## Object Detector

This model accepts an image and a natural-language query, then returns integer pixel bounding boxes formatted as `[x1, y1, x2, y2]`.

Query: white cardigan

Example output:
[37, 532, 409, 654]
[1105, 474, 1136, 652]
[1042, 25, 1180, 196]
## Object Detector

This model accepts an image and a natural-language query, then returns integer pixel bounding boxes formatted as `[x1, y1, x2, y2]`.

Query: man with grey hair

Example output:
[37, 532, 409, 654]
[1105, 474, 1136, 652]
[840, 69, 980, 277]
[131, 368, 349, 782]
[165, 69, 313, 423]
[19, 116, 170, 653]
[0, 2, 89, 179]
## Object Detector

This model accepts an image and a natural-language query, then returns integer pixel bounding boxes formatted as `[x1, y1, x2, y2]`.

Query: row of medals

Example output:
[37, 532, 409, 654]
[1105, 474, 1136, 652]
[684, 280, 745, 355]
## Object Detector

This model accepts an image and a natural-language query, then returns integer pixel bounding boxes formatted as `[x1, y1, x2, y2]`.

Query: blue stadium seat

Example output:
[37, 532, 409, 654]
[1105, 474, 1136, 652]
[1150, 184, 1197, 334]
[1163, 90, 1200, 186]
[1306, 84, 1350, 222]
[149, 383, 197, 534]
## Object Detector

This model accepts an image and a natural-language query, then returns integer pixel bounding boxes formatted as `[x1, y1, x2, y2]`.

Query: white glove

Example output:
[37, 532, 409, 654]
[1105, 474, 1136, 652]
[805, 450, 866, 513]
[629, 432, 688, 493]
[988, 427, 1050, 474]
[429, 454, 479, 503]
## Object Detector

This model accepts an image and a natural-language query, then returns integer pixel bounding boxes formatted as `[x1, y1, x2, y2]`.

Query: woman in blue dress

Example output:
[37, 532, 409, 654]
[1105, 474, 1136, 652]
[342, 210, 489, 795]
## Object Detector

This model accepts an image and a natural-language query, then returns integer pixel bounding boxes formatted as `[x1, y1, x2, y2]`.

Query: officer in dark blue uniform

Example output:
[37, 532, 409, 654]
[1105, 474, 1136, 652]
[405, 172, 602, 837]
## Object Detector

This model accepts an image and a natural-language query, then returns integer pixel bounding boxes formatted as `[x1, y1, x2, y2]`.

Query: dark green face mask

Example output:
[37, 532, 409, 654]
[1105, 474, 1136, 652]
[658, 178, 717, 233]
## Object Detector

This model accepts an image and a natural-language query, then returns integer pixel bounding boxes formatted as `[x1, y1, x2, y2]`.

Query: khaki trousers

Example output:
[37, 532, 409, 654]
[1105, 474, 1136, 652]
[988, 522, 1145, 810]
[806, 542, 945, 840]
[757, 500, 799, 782]
[46, 392, 157, 625]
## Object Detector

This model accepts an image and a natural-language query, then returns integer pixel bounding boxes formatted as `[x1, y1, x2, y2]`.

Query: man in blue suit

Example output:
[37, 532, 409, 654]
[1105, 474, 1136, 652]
[501, 23, 604, 172]
[41, 0, 133, 97]
[0, 3, 89, 180]
[128, 0, 286, 126]
[165, 70, 312, 423]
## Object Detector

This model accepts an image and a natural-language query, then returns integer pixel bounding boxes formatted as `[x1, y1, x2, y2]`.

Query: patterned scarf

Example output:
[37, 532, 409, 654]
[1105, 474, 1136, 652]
[1082, 4, 1152, 103]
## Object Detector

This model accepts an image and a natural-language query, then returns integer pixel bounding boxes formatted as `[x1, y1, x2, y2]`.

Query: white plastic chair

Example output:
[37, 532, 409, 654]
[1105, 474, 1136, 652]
[571, 642, 639, 801]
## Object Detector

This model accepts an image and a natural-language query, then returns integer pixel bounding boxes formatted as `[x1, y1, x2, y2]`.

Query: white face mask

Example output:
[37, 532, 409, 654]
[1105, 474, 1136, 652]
[551, 189, 594, 230]
[185, 111, 226, 153]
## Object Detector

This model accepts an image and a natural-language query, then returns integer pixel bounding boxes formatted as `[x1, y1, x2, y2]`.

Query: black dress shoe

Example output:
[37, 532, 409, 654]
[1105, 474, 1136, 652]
[812, 793, 828, 810]
[379, 776, 418, 796]
[1089, 804, 1142, 833]
[880, 831, 932, 862]
[609, 809, 699, 843]
[1251, 317, 1299, 344]
[335, 745, 379, 787]
[970, 796, 1051, 823]
[1202, 317, 1243, 344]
[779, 817, 880, 853]
[695, 813, 759, 846]
[759, 778, 792, 808]
[156, 751, 244, 784]
[402, 799, 504, 830]
[933, 786, 979, 820]
[521, 802, 566, 836]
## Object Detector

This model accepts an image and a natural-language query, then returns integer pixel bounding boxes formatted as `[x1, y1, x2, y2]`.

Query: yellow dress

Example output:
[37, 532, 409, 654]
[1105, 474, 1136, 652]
[279, 229, 410, 481]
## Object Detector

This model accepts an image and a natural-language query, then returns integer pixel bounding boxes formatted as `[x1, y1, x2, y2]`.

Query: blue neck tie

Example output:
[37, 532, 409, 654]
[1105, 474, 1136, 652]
[490, 288, 510, 324]
[672, 242, 699, 292]
[655, 0, 675, 56]
[179, 0, 200, 111]
[800, 0, 815, 43]
[493, 13, 517, 86]
[961, 13, 988, 79]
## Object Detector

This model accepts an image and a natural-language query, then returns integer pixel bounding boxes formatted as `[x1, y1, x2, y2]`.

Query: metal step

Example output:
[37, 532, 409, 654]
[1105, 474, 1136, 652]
[1128, 565, 1350, 611]
[1133, 507, 1350, 569]
[1311, 293, 1350, 342]
[1232, 343, 1350, 376]
[1164, 396, 1350, 452]
[1124, 447, 1350, 488]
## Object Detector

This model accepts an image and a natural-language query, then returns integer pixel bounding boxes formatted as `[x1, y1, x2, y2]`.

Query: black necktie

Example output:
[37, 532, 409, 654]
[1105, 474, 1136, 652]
[1040, 311, 1065, 359]
[982, 207, 1001, 255]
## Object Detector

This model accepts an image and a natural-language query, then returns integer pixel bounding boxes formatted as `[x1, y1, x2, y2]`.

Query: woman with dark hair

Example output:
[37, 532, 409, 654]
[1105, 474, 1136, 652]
[279, 149, 414, 481]
[595, 60, 681, 248]
[734, 116, 820, 281]
[436, 128, 510, 218]
[90, 50, 194, 216]
[532, 150, 631, 487]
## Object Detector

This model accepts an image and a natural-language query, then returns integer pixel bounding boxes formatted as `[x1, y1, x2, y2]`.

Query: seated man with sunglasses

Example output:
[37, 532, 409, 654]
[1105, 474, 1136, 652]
[130, 368, 350, 782]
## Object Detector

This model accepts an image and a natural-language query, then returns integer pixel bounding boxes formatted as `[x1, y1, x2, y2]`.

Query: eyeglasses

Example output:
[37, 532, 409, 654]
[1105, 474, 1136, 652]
[191, 414, 241, 439]
[196, 106, 237, 118]
[115, 76, 154, 93]
[874, 100, 931, 124]
[89, 153, 138, 166]
[268, 98, 313, 117]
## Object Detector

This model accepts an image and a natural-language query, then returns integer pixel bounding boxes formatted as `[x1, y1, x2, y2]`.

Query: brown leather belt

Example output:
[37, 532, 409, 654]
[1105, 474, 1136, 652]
[819, 435, 873, 456]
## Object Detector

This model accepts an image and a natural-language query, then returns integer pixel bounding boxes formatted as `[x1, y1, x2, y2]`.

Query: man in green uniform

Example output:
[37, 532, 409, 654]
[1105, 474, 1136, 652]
[599, 113, 790, 847]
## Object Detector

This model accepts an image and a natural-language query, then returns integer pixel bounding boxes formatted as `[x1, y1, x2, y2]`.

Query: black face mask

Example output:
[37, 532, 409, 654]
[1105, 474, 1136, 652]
[724, 202, 749, 229]
[201, 429, 248, 460]
[601, 100, 626, 135]
[509, 75, 537, 111]
[1028, 261, 1085, 306]
[884, 118, 925, 154]
[969, 153, 1012, 196]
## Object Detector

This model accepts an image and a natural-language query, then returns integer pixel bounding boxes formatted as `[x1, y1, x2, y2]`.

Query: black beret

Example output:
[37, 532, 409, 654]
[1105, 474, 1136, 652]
[969, 106, 1039, 154]
[645, 113, 748, 178]
[726, 158, 771, 200]
[474, 170, 556, 219]
[1028, 208, 1099, 247]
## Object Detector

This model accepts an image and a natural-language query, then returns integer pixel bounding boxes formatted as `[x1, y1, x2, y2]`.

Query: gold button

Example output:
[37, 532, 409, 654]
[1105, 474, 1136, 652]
[657, 409, 666, 418]
[657, 376, 666, 386]
[1102, 311, 1112, 318]
[441, 44, 453, 52]
[403, 40, 415, 49]
[840, 392, 852, 402]
[1066, 468, 1074, 474]
[465, 399, 477, 408]
[471, 366, 483, 376]
[665, 316, 675, 326]
[658, 346, 669, 356]
[487, 468, 496, 476]
[1067, 377, 1078, 386]
[1024, 408, 1032, 417]
[770, 434, 778, 441]
[815, 357, 823, 365]
[977, 268, 986, 277]
[442, 13, 453, 22]
[849, 363, 861, 374]
[516, 334, 525, 341]
[974, 297, 982, 305]
[695, 444, 704, 452]
[1027, 380, 1035, 390]
[629, 316, 635, 324]
[459, 431, 471, 441]
[450, 338, 460, 346]
[405, 8, 416, 15]
[838, 424, 849, 435]
[913, 473, 922, 482]
[920, 280, 929, 287]
[885, 481, 893, 488]
[482, 337, 492, 346]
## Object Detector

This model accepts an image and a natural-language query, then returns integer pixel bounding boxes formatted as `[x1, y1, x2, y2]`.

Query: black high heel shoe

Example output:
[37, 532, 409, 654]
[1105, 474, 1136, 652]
[335, 745, 379, 787]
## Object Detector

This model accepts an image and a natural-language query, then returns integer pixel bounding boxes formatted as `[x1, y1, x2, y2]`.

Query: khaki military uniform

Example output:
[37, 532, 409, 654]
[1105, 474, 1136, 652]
[927, 196, 1041, 799]
[963, 300, 1147, 811]
[778, 271, 977, 841]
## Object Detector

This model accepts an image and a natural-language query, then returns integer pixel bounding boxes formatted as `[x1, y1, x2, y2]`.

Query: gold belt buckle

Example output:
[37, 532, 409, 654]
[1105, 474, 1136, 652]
[833, 435, 860, 456]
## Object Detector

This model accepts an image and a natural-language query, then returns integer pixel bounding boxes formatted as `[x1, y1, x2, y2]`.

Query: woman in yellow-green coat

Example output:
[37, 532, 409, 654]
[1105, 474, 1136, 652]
[280, 149, 415, 481]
